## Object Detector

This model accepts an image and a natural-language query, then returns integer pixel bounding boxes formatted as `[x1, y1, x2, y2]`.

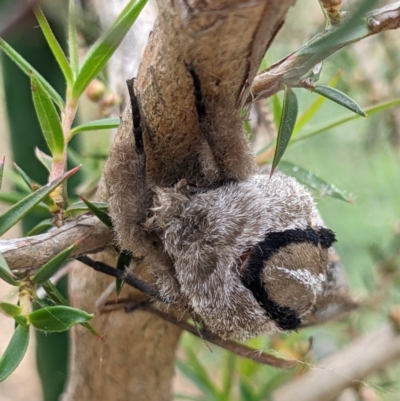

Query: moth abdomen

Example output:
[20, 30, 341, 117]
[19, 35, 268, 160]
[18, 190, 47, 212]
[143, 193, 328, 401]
[241, 227, 336, 331]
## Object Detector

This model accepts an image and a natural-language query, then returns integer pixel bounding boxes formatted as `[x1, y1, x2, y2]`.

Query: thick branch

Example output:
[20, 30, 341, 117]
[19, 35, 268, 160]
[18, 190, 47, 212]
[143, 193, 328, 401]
[249, 1, 400, 103]
[271, 323, 400, 401]
[0, 215, 112, 272]
[135, 0, 297, 185]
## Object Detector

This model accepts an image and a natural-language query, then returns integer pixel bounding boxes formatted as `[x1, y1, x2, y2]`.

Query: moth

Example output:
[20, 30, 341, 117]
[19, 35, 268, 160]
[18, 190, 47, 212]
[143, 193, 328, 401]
[104, 68, 355, 340]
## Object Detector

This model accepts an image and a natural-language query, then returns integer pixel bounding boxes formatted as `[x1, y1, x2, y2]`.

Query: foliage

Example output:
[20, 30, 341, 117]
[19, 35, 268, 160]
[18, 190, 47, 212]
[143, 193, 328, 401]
[0, 0, 146, 381]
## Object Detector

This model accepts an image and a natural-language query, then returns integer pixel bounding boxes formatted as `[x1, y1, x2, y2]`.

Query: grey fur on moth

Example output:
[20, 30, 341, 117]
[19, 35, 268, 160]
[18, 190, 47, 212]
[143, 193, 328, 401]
[145, 173, 335, 340]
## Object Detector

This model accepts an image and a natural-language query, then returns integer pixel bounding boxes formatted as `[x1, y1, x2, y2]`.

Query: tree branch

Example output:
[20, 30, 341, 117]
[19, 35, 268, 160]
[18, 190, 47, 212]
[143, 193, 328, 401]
[271, 323, 400, 401]
[249, 1, 400, 103]
[101, 299, 297, 369]
[0, 215, 112, 272]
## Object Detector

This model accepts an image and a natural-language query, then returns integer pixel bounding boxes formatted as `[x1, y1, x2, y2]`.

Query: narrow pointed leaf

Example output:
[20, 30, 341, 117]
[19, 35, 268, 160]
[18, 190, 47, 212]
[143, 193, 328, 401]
[32, 241, 80, 284]
[68, 0, 79, 78]
[116, 250, 132, 296]
[310, 85, 367, 117]
[271, 86, 298, 175]
[0, 166, 80, 236]
[69, 118, 120, 138]
[14, 315, 29, 328]
[295, 70, 343, 133]
[0, 303, 21, 317]
[176, 360, 219, 399]
[0, 253, 19, 286]
[72, 0, 147, 98]
[31, 73, 65, 160]
[42, 281, 69, 306]
[293, 97, 400, 144]
[182, 347, 219, 397]
[0, 193, 50, 217]
[14, 163, 39, 191]
[26, 219, 53, 236]
[0, 325, 30, 382]
[278, 161, 353, 203]
[271, 92, 282, 130]
[80, 196, 112, 227]
[0, 155, 4, 190]
[35, 147, 52, 172]
[222, 352, 235, 399]
[33, 6, 73, 86]
[64, 201, 109, 217]
[239, 380, 257, 401]
[41, 280, 102, 339]
[0, 38, 64, 109]
[297, 0, 378, 58]
[28, 305, 92, 332]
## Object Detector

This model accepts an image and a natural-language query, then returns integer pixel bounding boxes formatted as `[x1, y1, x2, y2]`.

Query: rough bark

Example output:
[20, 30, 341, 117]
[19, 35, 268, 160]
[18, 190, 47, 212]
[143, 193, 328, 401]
[62, 1, 297, 400]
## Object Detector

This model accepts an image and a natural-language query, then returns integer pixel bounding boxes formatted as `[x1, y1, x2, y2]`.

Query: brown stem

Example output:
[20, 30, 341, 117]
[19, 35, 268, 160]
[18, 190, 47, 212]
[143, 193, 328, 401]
[0, 215, 112, 272]
[101, 299, 297, 369]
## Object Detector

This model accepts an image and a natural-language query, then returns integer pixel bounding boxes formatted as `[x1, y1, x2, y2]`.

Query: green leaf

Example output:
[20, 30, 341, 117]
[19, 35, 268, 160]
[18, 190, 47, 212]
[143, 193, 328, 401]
[295, 69, 342, 133]
[0, 155, 4, 191]
[271, 92, 282, 130]
[26, 219, 53, 236]
[0, 193, 50, 217]
[182, 346, 219, 398]
[0, 325, 30, 382]
[34, 6, 73, 87]
[41, 281, 102, 339]
[221, 352, 235, 400]
[310, 85, 367, 117]
[0, 38, 64, 109]
[72, 0, 147, 99]
[0, 305, 29, 328]
[0, 302, 21, 317]
[176, 360, 219, 400]
[68, 0, 79, 78]
[18, 172, 57, 214]
[42, 281, 69, 306]
[297, 0, 378, 59]
[239, 380, 257, 401]
[64, 201, 109, 217]
[28, 305, 92, 332]
[116, 250, 132, 297]
[69, 118, 120, 139]
[35, 147, 52, 172]
[0, 253, 19, 286]
[79, 196, 112, 227]
[293, 97, 400, 144]
[13, 163, 39, 191]
[174, 395, 204, 401]
[278, 161, 353, 203]
[32, 241, 80, 284]
[0, 166, 80, 236]
[271, 86, 298, 175]
[31, 73, 65, 160]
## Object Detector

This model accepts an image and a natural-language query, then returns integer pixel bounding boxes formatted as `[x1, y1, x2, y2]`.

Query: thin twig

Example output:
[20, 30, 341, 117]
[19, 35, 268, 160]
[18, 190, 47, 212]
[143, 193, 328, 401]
[76, 255, 167, 303]
[101, 299, 297, 369]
